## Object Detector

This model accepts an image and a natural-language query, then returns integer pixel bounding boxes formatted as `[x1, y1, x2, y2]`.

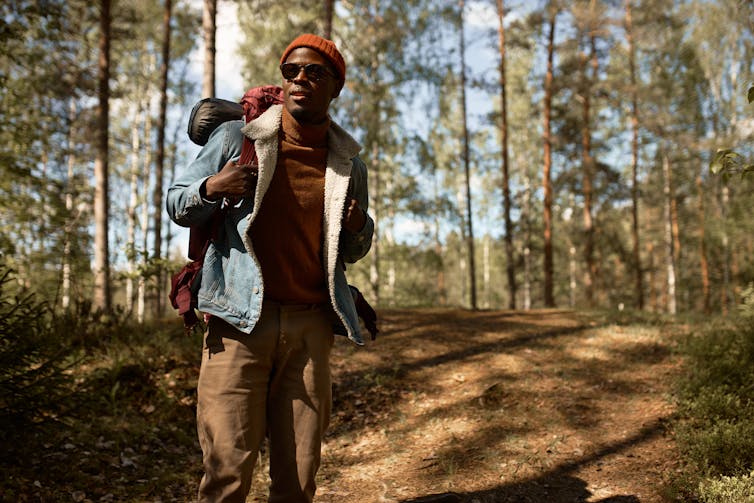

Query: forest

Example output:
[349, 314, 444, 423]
[2, 0, 754, 502]
[2, 0, 753, 314]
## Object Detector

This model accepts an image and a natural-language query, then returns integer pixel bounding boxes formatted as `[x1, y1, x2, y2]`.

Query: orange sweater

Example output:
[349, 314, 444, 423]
[249, 107, 329, 303]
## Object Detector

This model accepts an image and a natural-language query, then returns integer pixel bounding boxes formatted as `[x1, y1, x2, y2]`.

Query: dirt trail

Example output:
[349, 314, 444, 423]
[312, 308, 681, 503]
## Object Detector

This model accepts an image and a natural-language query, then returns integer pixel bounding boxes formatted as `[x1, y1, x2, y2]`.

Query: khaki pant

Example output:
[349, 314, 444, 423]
[196, 303, 334, 503]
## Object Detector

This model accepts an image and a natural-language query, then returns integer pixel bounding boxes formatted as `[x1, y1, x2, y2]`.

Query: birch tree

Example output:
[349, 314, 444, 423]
[662, 151, 677, 314]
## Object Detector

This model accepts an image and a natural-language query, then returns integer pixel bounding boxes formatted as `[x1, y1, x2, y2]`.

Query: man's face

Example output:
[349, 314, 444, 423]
[281, 47, 340, 125]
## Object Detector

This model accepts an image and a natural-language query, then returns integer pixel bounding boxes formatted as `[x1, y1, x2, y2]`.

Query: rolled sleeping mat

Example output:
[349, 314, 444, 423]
[187, 98, 244, 146]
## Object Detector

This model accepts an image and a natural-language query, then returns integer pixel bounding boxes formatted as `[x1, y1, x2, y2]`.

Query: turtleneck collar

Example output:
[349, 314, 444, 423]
[281, 105, 330, 148]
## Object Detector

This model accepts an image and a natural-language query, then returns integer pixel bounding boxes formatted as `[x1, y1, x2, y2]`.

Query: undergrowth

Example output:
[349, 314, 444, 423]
[0, 266, 203, 502]
[670, 313, 754, 502]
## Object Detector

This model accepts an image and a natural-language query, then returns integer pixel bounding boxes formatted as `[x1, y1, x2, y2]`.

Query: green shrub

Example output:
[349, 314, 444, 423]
[676, 415, 754, 475]
[0, 266, 76, 439]
[697, 471, 754, 503]
[674, 317, 754, 497]
[679, 321, 754, 396]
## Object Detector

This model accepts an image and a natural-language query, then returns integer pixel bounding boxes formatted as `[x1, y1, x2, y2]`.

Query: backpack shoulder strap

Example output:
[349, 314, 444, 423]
[238, 137, 257, 166]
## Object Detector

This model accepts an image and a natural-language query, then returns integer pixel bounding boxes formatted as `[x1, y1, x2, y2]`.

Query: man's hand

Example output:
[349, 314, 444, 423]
[342, 198, 366, 233]
[203, 160, 258, 201]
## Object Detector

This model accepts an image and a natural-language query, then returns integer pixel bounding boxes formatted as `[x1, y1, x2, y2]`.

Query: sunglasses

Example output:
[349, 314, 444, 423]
[280, 63, 335, 82]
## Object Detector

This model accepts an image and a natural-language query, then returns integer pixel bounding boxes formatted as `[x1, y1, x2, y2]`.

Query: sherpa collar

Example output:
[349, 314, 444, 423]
[241, 104, 361, 157]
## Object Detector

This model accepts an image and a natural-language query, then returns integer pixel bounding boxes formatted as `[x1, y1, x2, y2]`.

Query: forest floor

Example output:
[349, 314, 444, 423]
[251, 308, 684, 503]
[3, 308, 686, 502]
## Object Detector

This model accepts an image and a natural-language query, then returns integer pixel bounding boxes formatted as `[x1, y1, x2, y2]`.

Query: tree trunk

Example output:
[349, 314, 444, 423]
[62, 99, 77, 311]
[662, 152, 676, 315]
[434, 164, 446, 305]
[153, 0, 172, 316]
[569, 244, 577, 308]
[625, 0, 643, 310]
[523, 173, 531, 310]
[483, 235, 491, 309]
[671, 186, 681, 268]
[126, 101, 143, 313]
[459, 0, 477, 310]
[647, 241, 657, 311]
[697, 173, 711, 314]
[324, 0, 335, 39]
[542, 5, 556, 307]
[580, 32, 597, 306]
[385, 175, 395, 305]
[369, 141, 381, 305]
[202, 0, 216, 98]
[568, 195, 576, 308]
[720, 183, 731, 314]
[138, 95, 154, 324]
[496, 0, 516, 309]
[93, 0, 111, 312]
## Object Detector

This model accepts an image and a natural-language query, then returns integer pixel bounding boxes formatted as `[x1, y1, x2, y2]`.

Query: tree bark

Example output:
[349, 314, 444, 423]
[696, 173, 711, 314]
[138, 90, 154, 324]
[367, 24, 381, 305]
[671, 185, 681, 268]
[385, 175, 396, 305]
[542, 4, 556, 307]
[662, 152, 676, 315]
[496, 0, 516, 309]
[720, 183, 731, 314]
[647, 241, 657, 311]
[93, 0, 111, 312]
[580, 30, 597, 306]
[153, 0, 172, 316]
[567, 195, 576, 308]
[625, 0, 643, 310]
[202, 0, 216, 98]
[126, 101, 143, 313]
[369, 141, 381, 304]
[523, 173, 532, 310]
[483, 235, 491, 308]
[62, 99, 77, 311]
[459, 0, 477, 310]
[324, 0, 335, 39]
[433, 162, 446, 305]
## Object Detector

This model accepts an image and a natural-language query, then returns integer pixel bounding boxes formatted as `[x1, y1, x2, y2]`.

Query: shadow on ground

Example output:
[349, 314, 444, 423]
[399, 417, 668, 503]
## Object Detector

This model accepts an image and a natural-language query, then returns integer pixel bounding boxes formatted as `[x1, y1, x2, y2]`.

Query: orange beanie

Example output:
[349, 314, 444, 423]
[280, 34, 346, 90]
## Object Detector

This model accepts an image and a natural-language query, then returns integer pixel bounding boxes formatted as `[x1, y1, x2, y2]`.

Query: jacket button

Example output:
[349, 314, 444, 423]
[253, 287, 259, 294]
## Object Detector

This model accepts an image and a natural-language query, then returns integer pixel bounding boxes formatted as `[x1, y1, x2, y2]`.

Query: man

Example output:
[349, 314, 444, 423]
[166, 34, 373, 502]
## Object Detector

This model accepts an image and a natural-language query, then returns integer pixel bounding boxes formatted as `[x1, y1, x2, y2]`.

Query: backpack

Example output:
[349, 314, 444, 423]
[168, 86, 378, 340]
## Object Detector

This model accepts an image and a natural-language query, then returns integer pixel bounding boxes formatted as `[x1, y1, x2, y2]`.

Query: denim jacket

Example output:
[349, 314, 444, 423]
[166, 105, 374, 345]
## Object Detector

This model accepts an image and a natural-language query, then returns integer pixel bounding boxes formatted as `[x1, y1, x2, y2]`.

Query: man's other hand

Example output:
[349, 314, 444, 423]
[342, 198, 366, 233]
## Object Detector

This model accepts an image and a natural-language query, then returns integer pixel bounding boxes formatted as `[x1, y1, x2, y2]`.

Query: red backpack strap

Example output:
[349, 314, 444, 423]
[238, 137, 257, 166]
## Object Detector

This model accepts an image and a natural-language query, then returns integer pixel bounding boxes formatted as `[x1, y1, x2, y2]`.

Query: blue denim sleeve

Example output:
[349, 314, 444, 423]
[166, 120, 244, 227]
[340, 156, 374, 263]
